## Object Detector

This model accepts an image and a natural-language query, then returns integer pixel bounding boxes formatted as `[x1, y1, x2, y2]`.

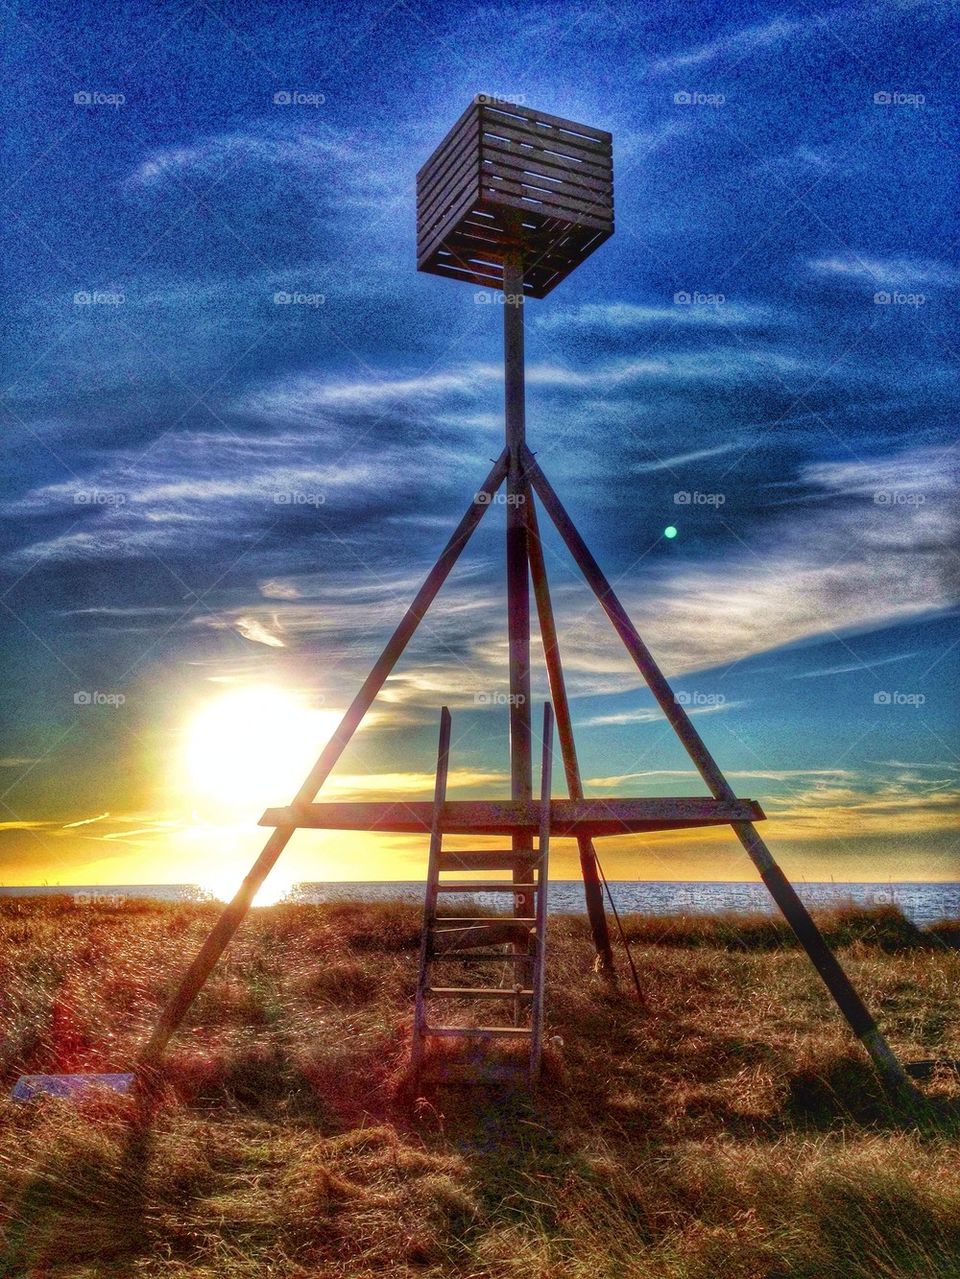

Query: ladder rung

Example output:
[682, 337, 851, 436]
[427, 986, 533, 999]
[424, 1026, 532, 1038]
[435, 882, 538, 893]
[442, 849, 541, 859]
[438, 850, 541, 871]
[434, 917, 536, 926]
[429, 951, 535, 962]
[437, 847, 524, 856]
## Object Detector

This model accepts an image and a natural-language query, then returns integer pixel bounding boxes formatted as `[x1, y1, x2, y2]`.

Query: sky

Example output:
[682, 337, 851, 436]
[1, 0, 958, 894]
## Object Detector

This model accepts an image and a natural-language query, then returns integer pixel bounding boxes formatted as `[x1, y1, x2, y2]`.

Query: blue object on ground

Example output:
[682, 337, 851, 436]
[11, 1073, 135, 1100]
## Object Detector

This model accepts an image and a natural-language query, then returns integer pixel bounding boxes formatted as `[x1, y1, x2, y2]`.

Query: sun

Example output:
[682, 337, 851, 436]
[179, 686, 341, 905]
[182, 686, 340, 820]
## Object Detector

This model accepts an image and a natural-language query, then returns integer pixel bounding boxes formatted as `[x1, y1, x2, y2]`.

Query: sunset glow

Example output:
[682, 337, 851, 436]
[181, 687, 340, 820]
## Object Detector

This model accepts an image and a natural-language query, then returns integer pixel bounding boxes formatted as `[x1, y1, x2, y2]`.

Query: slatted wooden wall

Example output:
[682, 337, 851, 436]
[417, 99, 614, 298]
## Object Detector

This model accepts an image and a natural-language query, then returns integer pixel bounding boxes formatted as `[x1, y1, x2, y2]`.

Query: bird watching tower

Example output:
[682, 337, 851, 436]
[137, 98, 912, 1094]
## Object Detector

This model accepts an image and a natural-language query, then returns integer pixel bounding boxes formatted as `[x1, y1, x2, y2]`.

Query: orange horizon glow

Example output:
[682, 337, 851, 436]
[0, 682, 956, 891]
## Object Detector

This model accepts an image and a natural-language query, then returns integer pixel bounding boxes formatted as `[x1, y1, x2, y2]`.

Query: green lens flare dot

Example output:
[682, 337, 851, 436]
[663, 526, 678, 539]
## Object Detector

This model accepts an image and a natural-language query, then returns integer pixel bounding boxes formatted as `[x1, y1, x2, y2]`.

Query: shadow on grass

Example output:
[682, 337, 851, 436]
[440, 1087, 588, 1235]
[0, 1105, 153, 1277]
[784, 1056, 960, 1135]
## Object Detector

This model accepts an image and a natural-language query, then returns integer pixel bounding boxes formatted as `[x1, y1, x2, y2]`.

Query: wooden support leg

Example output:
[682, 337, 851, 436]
[137, 452, 509, 1073]
[525, 447, 912, 1092]
[503, 255, 534, 908]
[524, 482, 615, 975]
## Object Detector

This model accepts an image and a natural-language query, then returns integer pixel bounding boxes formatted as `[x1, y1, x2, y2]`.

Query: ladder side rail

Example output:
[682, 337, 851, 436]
[412, 707, 453, 1079]
[529, 702, 554, 1081]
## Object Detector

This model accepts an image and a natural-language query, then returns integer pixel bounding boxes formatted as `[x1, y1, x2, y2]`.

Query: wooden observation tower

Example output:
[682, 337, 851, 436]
[139, 98, 910, 1091]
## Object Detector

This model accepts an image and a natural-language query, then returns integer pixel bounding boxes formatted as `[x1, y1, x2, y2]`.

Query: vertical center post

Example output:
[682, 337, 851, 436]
[503, 250, 535, 907]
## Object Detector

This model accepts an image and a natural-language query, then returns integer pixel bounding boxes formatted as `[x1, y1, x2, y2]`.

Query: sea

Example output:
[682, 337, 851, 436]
[2, 881, 958, 928]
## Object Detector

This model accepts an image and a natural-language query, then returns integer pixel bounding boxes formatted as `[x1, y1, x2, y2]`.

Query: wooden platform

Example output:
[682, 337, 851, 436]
[259, 796, 764, 837]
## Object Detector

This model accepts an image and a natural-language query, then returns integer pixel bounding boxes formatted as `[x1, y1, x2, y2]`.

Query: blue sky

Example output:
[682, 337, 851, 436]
[1, 0, 957, 888]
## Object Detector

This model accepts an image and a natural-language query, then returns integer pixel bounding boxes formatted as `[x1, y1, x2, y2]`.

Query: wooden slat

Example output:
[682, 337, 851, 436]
[418, 222, 614, 299]
[418, 192, 614, 298]
[417, 154, 479, 230]
[438, 238, 572, 286]
[480, 100, 611, 145]
[438, 852, 536, 871]
[435, 916, 537, 926]
[432, 923, 535, 953]
[416, 103, 478, 182]
[480, 173, 612, 225]
[417, 115, 478, 196]
[480, 133, 612, 187]
[478, 114, 611, 162]
[260, 796, 765, 835]
[417, 128, 480, 211]
[417, 257, 506, 292]
[417, 166, 479, 239]
[480, 162, 613, 215]
[480, 151, 611, 205]
[479, 183, 612, 232]
[417, 185, 483, 265]
[417, 258, 508, 292]
[437, 846, 522, 855]
[480, 104, 611, 156]
[448, 216, 597, 275]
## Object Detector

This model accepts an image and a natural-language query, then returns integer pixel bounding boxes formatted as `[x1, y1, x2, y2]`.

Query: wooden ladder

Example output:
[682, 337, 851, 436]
[411, 703, 554, 1087]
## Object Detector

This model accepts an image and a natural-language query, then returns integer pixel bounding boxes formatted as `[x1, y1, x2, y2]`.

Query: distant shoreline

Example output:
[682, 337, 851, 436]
[2, 880, 958, 927]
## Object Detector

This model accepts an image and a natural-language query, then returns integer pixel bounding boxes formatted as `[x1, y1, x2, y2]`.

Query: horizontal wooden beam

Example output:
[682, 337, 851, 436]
[259, 796, 765, 837]
[480, 100, 612, 146]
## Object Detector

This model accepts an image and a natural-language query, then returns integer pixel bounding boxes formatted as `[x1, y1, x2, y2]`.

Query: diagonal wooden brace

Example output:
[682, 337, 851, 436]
[524, 445, 911, 1092]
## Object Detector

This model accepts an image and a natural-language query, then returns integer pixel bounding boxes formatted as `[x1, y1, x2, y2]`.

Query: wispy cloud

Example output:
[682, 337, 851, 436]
[651, 16, 802, 75]
[125, 126, 353, 190]
[585, 768, 857, 788]
[232, 616, 286, 648]
[808, 254, 960, 288]
[234, 366, 501, 420]
[632, 443, 744, 474]
[544, 444, 958, 686]
[790, 650, 919, 680]
[579, 700, 747, 729]
[535, 301, 780, 332]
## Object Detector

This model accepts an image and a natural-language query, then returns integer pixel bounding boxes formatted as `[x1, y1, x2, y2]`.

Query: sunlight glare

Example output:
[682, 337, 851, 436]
[182, 686, 340, 820]
[199, 859, 297, 907]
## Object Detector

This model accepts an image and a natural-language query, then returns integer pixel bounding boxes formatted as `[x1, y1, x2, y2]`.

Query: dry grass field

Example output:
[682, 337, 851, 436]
[1, 896, 958, 1278]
